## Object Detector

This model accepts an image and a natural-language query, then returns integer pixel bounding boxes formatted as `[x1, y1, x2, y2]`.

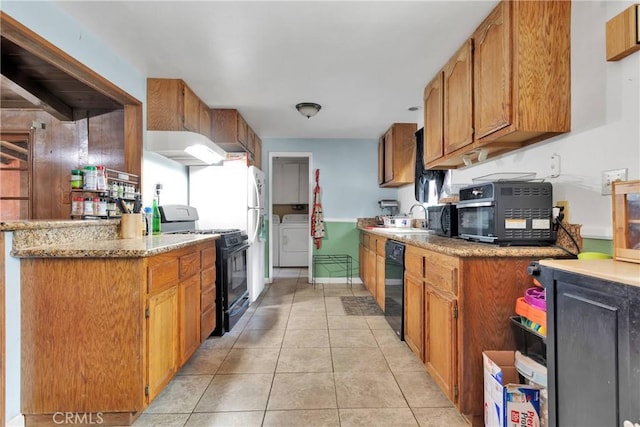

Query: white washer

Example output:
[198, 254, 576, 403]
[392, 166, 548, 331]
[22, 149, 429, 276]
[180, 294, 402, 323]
[279, 214, 309, 267]
[272, 215, 280, 267]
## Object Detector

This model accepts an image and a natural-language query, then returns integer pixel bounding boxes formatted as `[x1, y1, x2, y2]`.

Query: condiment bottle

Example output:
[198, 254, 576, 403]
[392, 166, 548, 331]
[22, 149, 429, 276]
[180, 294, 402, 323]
[70, 170, 83, 189]
[152, 197, 161, 235]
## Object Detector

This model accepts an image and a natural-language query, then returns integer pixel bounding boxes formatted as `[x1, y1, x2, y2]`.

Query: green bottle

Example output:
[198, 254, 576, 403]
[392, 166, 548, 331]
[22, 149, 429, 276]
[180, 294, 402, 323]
[152, 197, 161, 235]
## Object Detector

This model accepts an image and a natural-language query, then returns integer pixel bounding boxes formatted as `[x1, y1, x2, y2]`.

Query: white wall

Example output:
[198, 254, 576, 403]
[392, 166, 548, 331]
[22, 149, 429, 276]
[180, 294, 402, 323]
[400, 1, 640, 239]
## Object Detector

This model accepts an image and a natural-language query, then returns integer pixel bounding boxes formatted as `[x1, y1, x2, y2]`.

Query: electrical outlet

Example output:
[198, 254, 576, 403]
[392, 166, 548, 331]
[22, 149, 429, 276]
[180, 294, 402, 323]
[556, 200, 569, 223]
[601, 168, 628, 195]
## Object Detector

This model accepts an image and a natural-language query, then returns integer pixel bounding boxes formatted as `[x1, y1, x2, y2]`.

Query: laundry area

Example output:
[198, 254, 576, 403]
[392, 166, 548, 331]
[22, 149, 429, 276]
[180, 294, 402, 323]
[271, 156, 310, 268]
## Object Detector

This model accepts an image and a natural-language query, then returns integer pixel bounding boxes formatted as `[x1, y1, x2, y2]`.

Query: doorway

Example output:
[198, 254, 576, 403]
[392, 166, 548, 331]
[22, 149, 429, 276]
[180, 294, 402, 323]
[268, 152, 312, 283]
[0, 131, 32, 220]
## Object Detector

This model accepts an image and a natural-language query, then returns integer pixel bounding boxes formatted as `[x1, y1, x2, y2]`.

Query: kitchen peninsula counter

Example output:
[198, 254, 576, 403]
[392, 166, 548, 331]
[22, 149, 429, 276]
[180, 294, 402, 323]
[14, 220, 219, 426]
[2, 219, 218, 258]
[12, 233, 218, 258]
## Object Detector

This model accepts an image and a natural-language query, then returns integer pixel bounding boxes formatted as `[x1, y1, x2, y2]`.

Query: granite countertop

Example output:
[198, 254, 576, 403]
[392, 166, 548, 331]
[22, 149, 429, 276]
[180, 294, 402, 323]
[539, 259, 640, 288]
[0, 219, 119, 231]
[12, 234, 219, 258]
[359, 226, 571, 258]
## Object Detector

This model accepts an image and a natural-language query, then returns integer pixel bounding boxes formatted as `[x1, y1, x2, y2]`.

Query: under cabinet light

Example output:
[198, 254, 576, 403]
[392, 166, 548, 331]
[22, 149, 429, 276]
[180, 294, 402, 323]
[184, 144, 224, 165]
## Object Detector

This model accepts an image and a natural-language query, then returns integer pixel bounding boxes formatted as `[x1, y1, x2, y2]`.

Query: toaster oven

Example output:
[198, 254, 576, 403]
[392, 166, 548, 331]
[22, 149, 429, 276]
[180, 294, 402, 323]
[457, 181, 555, 246]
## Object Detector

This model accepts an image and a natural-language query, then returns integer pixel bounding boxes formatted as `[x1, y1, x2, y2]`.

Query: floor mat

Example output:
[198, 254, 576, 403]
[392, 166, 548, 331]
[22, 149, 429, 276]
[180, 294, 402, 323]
[340, 296, 384, 316]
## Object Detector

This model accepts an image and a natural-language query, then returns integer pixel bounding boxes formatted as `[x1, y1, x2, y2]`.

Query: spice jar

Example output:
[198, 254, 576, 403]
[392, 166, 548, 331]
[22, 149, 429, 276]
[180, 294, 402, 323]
[71, 196, 84, 216]
[96, 166, 107, 192]
[83, 165, 97, 191]
[70, 169, 83, 189]
[83, 198, 94, 216]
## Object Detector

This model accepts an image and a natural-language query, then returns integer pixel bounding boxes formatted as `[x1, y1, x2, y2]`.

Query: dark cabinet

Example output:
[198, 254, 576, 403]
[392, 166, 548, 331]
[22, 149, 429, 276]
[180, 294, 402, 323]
[541, 266, 640, 427]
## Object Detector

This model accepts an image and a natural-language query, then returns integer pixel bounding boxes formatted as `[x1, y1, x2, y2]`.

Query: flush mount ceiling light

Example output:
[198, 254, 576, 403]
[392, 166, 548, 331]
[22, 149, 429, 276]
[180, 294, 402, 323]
[296, 102, 322, 118]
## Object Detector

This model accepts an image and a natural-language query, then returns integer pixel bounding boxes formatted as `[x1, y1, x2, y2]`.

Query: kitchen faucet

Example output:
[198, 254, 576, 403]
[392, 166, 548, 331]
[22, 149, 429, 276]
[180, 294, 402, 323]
[409, 203, 428, 228]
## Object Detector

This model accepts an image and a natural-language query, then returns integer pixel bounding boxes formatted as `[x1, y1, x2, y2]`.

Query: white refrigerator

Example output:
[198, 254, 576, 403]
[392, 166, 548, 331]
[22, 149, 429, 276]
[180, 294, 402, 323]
[189, 160, 265, 303]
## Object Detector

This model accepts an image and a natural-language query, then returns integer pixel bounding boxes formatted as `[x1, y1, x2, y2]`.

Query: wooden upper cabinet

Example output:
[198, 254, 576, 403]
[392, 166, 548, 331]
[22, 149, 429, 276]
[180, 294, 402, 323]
[423, 72, 444, 166]
[210, 108, 258, 155]
[425, 0, 571, 170]
[473, 1, 511, 141]
[199, 101, 212, 140]
[383, 127, 394, 184]
[443, 39, 473, 156]
[182, 84, 200, 132]
[378, 123, 417, 187]
[377, 137, 384, 185]
[606, 4, 640, 61]
[147, 78, 200, 133]
[476, 1, 570, 145]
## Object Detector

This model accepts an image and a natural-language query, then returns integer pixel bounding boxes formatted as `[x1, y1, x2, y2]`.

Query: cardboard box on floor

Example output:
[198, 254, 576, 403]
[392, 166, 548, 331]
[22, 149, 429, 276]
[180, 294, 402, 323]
[483, 351, 542, 427]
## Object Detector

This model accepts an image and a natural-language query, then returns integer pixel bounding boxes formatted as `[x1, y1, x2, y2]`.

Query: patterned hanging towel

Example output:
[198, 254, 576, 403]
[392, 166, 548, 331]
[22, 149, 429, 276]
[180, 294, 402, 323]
[311, 168, 325, 249]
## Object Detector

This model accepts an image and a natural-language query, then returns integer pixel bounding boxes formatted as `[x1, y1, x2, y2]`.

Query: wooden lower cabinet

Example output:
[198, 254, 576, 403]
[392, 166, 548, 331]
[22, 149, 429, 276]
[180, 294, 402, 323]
[402, 243, 536, 426]
[147, 286, 178, 402]
[20, 240, 215, 426]
[425, 286, 457, 401]
[179, 274, 201, 365]
[404, 271, 424, 358]
[359, 233, 387, 309]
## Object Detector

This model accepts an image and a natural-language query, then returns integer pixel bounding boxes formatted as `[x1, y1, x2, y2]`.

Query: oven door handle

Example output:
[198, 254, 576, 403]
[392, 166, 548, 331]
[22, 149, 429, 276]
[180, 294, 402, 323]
[223, 242, 250, 257]
[457, 201, 494, 208]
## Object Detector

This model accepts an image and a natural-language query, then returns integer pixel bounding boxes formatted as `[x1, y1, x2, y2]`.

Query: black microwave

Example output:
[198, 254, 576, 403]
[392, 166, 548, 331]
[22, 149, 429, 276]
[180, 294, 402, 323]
[457, 181, 555, 246]
[427, 204, 458, 237]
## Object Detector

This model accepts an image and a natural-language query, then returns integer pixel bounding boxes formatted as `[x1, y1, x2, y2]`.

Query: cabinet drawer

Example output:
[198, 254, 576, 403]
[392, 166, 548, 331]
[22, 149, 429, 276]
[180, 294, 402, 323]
[148, 256, 179, 294]
[201, 266, 215, 289]
[200, 306, 216, 342]
[405, 247, 425, 277]
[179, 251, 201, 279]
[201, 285, 216, 313]
[424, 251, 459, 295]
[201, 246, 215, 268]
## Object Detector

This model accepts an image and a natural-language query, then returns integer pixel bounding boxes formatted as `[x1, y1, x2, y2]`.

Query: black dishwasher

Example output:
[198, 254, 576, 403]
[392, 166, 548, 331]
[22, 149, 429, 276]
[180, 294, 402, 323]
[384, 240, 405, 340]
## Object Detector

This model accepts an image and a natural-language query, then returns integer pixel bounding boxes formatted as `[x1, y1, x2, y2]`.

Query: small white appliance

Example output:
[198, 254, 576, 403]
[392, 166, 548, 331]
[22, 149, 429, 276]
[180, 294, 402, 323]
[279, 214, 309, 267]
[189, 160, 266, 303]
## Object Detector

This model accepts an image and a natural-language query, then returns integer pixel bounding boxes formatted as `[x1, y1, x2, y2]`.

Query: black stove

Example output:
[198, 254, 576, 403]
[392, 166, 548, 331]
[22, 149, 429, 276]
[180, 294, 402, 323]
[159, 204, 250, 336]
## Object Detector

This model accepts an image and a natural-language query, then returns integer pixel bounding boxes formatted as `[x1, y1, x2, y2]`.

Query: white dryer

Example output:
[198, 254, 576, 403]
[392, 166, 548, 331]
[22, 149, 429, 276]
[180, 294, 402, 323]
[272, 215, 280, 267]
[279, 214, 309, 267]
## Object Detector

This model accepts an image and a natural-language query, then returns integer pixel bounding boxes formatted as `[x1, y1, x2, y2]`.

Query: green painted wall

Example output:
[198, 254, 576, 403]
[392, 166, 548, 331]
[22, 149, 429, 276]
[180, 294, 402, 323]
[312, 221, 360, 278]
[582, 238, 613, 256]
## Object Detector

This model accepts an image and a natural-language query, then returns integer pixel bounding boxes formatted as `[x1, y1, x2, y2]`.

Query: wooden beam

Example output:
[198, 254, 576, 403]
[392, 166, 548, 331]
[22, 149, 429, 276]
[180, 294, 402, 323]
[1, 61, 73, 121]
[0, 11, 141, 106]
[1, 139, 29, 155]
[0, 150, 27, 163]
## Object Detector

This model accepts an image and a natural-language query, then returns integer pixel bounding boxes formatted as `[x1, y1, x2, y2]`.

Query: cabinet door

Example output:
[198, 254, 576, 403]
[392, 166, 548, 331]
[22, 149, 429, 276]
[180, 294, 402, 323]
[182, 83, 200, 133]
[254, 136, 262, 169]
[377, 137, 384, 185]
[383, 128, 394, 183]
[147, 286, 178, 402]
[473, 2, 511, 141]
[425, 287, 457, 403]
[404, 272, 424, 359]
[237, 114, 249, 147]
[298, 161, 309, 203]
[423, 72, 444, 165]
[375, 253, 385, 310]
[179, 274, 201, 364]
[552, 278, 633, 427]
[199, 103, 211, 140]
[443, 39, 473, 155]
[366, 247, 377, 297]
[281, 163, 300, 204]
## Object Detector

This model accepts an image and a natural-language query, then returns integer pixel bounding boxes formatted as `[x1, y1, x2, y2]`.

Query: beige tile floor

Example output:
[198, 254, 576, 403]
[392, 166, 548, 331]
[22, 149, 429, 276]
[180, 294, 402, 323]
[134, 268, 468, 427]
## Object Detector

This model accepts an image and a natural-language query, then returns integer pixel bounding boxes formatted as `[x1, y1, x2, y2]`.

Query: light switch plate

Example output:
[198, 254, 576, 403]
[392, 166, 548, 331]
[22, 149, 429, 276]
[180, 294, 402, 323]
[601, 168, 628, 195]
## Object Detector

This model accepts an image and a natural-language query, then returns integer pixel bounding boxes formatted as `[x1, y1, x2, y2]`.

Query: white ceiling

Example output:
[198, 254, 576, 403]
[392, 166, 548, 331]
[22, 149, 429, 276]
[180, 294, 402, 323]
[55, 1, 499, 140]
